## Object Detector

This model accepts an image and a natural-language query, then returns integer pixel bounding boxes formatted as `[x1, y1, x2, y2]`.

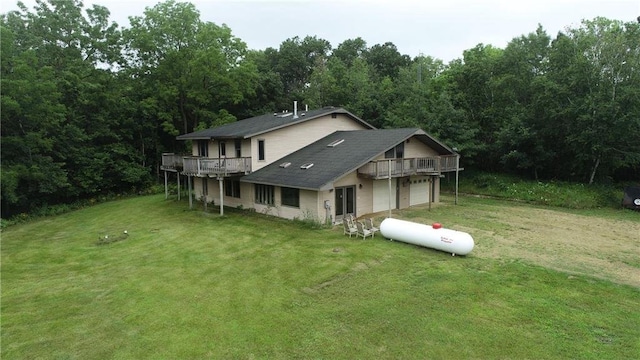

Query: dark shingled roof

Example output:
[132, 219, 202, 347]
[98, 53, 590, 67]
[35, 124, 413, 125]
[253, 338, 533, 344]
[176, 107, 374, 140]
[241, 128, 455, 191]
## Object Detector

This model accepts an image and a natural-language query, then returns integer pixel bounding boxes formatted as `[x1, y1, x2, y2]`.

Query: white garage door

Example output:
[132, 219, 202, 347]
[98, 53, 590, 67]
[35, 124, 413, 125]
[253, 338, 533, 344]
[373, 179, 396, 213]
[410, 177, 429, 206]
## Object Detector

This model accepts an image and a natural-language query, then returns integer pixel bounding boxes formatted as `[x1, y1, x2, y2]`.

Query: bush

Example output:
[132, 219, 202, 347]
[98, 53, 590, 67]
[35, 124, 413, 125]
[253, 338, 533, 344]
[292, 210, 328, 230]
[446, 172, 625, 209]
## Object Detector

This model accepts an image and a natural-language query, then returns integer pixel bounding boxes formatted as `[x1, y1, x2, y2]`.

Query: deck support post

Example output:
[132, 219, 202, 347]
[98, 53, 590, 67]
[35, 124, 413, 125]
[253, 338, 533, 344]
[188, 175, 193, 209]
[388, 159, 392, 218]
[164, 171, 168, 199]
[218, 177, 224, 216]
[455, 154, 460, 205]
[428, 177, 431, 211]
[177, 172, 181, 200]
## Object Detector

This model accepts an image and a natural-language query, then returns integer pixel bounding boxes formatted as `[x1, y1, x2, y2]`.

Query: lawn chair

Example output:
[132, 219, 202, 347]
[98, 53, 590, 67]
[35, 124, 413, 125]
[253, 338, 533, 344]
[343, 218, 358, 237]
[355, 221, 374, 239]
[346, 213, 355, 224]
[364, 218, 379, 236]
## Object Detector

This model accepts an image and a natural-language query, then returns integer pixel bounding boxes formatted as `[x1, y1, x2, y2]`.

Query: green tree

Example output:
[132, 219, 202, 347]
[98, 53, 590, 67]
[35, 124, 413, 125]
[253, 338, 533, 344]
[446, 44, 505, 169]
[1, 26, 69, 214]
[122, 0, 256, 137]
[332, 37, 368, 66]
[269, 35, 332, 105]
[563, 18, 640, 183]
[364, 42, 411, 80]
[494, 26, 554, 179]
[1, 0, 150, 217]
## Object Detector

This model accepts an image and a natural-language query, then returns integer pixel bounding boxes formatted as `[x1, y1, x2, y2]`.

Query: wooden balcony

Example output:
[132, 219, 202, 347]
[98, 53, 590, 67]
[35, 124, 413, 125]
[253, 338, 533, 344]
[161, 153, 185, 172]
[357, 155, 459, 179]
[161, 153, 251, 177]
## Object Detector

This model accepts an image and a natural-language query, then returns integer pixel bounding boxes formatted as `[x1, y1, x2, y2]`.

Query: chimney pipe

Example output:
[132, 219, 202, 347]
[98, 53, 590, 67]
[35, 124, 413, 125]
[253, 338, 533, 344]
[305, 104, 309, 111]
[293, 101, 299, 119]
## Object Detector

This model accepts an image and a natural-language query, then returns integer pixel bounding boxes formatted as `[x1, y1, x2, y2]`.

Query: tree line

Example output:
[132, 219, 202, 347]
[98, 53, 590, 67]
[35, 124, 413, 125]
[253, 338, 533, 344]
[2, 0, 639, 218]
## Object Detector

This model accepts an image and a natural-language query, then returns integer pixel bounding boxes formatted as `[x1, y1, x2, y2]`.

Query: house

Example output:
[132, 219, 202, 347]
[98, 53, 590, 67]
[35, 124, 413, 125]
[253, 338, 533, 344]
[161, 106, 461, 222]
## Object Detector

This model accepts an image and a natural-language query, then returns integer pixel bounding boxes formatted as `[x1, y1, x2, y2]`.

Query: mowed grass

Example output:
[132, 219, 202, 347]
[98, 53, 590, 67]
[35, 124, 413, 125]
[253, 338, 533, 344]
[2, 195, 639, 359]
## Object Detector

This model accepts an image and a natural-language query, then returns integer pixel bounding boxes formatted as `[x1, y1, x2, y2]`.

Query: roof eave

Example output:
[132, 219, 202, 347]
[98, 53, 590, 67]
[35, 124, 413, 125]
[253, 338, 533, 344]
[239, 178, 321, 191]
[176, 135, 210, 140]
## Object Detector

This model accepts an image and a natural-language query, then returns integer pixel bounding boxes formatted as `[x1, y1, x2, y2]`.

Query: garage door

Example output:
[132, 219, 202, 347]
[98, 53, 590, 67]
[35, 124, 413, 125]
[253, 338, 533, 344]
[410, 177, 429, 206]
[373, 179, 396, 213]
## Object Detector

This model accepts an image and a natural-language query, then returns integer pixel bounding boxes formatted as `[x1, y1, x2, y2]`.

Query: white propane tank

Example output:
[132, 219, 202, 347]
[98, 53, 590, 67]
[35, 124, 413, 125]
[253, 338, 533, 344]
[380, 218, 474, 256]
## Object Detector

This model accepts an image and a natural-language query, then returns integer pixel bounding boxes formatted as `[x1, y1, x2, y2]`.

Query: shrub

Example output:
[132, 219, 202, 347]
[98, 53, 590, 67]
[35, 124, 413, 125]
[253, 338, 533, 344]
[292, 209, 328, 230]
[447, 172, 625, 209]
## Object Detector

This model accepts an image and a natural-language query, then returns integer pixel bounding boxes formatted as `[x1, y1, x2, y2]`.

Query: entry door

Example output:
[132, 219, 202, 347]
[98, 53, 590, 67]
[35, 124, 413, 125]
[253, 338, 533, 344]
[335, 186, 355, 219]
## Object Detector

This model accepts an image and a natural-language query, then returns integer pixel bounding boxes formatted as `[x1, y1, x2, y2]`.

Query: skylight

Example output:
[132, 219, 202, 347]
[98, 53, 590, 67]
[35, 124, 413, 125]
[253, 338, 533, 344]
[327, 139, 345, 147]
[300, 163, 314, 169]
[279, 162, 291, 168]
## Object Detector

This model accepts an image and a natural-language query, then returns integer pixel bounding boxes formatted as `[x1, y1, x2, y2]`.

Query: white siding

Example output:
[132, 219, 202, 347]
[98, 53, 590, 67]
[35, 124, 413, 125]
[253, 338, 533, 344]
[251, 114, 368, 171]
[404, 138, 439, 157]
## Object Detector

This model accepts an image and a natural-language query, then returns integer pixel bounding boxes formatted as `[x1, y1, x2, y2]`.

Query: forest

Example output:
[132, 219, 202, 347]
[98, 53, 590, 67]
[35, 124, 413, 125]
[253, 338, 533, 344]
[1, 0, 639, 218]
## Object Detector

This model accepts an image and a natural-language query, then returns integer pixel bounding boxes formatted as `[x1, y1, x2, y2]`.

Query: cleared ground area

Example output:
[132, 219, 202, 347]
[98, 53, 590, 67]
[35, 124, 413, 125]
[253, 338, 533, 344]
[397, 196, 640, 287]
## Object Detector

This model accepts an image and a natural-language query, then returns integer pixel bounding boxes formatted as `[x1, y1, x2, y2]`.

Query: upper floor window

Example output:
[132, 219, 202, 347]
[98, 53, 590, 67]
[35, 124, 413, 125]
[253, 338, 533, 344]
[385, 143, 405, 159]
[198, 140, 208, 157]
[235, 139, 242, 158]
[219, 141, 226, 157]
[258, 139, 265, 161]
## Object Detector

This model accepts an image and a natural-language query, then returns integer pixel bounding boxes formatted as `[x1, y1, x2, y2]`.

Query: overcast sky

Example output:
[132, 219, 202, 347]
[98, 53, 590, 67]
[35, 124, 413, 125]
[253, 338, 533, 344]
[4, 0, 640, 62]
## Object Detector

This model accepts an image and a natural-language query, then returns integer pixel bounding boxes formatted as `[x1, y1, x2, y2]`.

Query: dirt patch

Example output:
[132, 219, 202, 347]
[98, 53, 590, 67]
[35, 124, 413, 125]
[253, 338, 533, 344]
[475, 206, 639, 287]
[397, 202, 640, 288]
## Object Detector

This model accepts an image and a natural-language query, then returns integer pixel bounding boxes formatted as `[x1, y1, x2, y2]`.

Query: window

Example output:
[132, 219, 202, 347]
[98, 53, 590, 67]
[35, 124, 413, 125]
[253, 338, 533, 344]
[384, 143, 405, 159]
[255, 184, 274, 205]
[395, 142, 404, 158]
[235, 139, 242, 158]
[281, 187, 299, 208]
[225, 180, 241, 198]
[198, 140, 208, 157]
[258, 139, 265, 161]
[385, 148, 394, 159]
[219, 141, 226, 157]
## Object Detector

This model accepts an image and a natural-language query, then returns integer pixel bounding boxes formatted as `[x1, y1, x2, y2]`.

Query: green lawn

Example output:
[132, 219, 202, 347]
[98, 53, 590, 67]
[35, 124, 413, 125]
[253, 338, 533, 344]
[2, 195, 639, 359]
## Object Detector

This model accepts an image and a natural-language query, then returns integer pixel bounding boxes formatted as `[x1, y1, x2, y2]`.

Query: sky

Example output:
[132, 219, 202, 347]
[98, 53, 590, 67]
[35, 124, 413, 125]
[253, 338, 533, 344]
[3, 0, 640, 62]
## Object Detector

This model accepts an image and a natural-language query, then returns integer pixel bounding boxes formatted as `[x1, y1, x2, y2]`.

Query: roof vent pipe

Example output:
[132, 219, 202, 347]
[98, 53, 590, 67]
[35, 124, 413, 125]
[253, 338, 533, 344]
[293, 101, 299, 119]
[305, 104, 309, 111]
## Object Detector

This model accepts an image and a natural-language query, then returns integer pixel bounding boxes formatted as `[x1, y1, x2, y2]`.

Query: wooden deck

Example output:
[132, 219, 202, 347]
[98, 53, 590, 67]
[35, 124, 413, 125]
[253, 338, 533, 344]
[161, 153, 251, 177]
[357, 155, 459, 179]
[163, 153, 458, 179]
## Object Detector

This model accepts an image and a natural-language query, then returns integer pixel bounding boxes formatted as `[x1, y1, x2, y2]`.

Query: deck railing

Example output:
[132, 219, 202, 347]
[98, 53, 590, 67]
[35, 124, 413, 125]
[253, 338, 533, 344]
[358, 155, 458, 179]
[161, 153, 185, 171]
[182, 157, 252, 177]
